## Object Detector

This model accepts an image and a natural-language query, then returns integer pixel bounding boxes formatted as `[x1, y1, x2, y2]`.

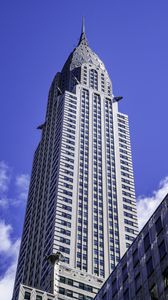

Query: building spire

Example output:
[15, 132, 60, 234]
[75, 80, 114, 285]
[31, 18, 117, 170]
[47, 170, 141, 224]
[78, 16, 88, 46]
[82, 16, 85, 34]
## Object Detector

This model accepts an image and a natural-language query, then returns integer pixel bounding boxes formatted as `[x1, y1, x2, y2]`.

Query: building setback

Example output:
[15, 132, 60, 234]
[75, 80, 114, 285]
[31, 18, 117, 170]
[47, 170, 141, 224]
[94, 194, 168, 300]
[12, 20, 138, 300]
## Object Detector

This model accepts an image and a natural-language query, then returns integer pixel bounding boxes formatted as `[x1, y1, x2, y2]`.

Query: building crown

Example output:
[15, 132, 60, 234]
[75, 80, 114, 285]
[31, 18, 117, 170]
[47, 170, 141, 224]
[61, 18, 108, 74]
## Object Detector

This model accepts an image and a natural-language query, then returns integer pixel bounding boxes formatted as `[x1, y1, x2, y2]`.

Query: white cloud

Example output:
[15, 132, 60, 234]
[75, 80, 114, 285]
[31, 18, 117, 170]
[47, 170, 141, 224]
[0, 160, 30, 208]
[137, 176, 168, 230]
[0, 161, 10, 193]
[0, 221, 12, 253]
[0, 257, 18, 300]
[0, 161, 12, 208]
[0, 161, 29, 299]
[15, 174, 29, 190]
[15, 174, 30, 201]
[0, 198, 9, 209]
[0, 220, 20, 300]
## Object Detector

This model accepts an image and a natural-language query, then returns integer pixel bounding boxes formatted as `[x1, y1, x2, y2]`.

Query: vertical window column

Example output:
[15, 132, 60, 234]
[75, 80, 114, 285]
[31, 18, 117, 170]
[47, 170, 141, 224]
[76, 89, 89, 272]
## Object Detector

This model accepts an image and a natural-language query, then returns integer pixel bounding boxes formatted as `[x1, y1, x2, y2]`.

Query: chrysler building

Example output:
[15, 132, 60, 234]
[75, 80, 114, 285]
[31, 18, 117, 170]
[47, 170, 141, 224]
[13, 20, 138, 300]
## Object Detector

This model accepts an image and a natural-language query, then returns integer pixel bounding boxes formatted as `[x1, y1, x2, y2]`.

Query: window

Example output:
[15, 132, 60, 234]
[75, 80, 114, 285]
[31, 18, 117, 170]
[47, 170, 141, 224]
[84, 285, 92, 292]
[60, 220, 71, 227]
[125, 227, 135, 234]
[124, 219, 135, 226]
[123, 204, 133, 211]
[146, 257, 154, 277]
[24, 292, 31, 300]
[60, 276, 65, 283]
[36, 296, 42, 300]
[155, 216, 163, 235]
[79, 282, 84, 289]
[59, 228, 71, 236]
[67, 278, 73, 285]
[122, 263, 128, 282]
[159, 240, 166, 260]
[59, 236, 70, 245]
[59, 287, 65, 295]
[59, 246, 70, 254]
[66, 290, 73, 297]
[125, 234, 134, 241]
[133, 248, 139, 267]
[90, 69, 98, 90]
[144, 233, 150, 252]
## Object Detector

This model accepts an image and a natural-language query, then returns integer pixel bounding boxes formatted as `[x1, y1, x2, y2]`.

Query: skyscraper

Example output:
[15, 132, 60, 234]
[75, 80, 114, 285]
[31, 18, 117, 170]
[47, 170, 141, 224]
[13, 20, 138, 300]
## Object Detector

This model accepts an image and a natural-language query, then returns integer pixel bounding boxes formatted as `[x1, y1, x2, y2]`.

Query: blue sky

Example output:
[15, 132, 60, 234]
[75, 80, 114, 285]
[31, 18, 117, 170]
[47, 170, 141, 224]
[0, 1, 168, 298]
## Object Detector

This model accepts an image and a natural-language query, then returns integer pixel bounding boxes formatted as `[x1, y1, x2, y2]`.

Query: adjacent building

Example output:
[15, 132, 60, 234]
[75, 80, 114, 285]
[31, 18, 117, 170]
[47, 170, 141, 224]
[94, 194, 168, 300]
[12, 20, 138, 300]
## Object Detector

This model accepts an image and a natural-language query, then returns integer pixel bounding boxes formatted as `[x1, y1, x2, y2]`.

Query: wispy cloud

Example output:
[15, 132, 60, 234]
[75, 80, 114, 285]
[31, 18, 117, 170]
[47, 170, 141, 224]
[0, 161, 30, 208]
[0, 197, 9, 209]
[137, 176, 168, 230]
[0, 161, 10, 193]
[0, 220, 20, 300]
[15, 174, 30, 201]
[0, 221, 12, 253]
[0, 161, 29, 300]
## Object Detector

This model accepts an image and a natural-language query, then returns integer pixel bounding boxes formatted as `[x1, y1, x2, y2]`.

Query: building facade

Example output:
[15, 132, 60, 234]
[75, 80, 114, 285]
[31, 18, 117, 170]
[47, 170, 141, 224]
[94, 194, 168, 300]
[13, 20, 138, 300]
